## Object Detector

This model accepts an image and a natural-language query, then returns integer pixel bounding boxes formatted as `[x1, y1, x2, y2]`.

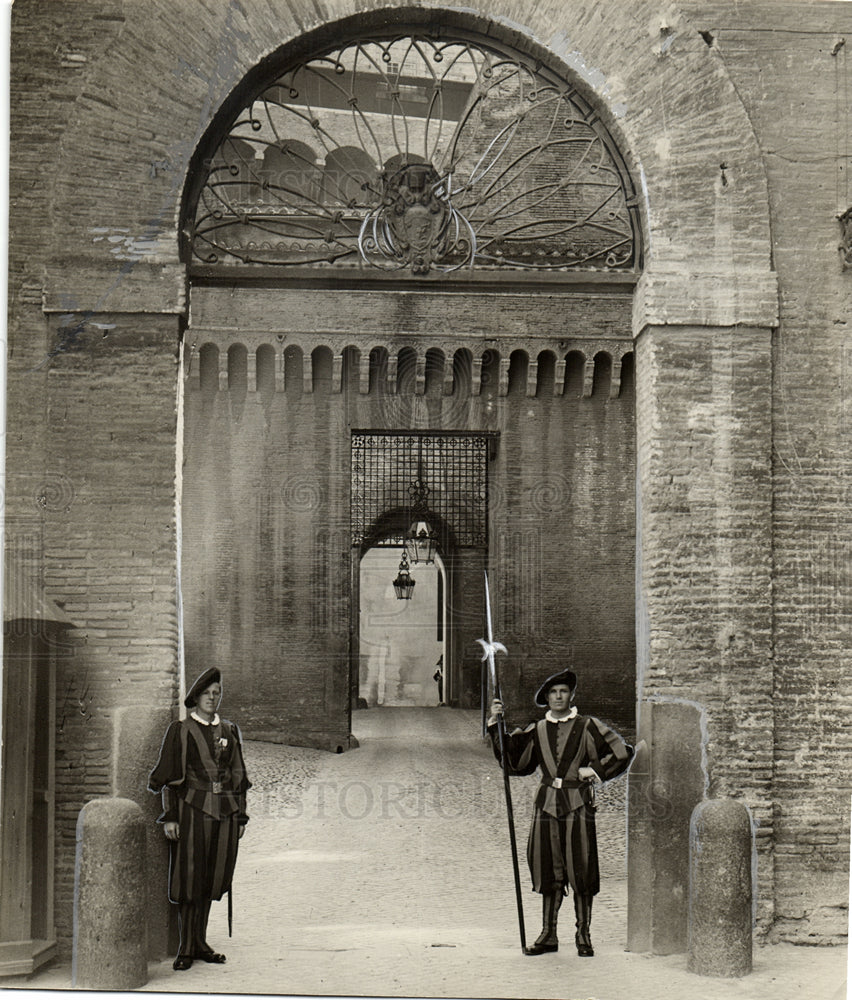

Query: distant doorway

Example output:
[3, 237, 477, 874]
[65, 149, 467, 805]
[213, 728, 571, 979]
[358, 548, 446, 707]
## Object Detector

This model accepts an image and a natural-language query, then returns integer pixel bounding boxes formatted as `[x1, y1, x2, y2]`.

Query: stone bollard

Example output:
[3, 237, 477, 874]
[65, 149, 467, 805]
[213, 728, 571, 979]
[73, 798, 148, 989]
[627, 700, 706, 955]
[688, 798, 753, 977]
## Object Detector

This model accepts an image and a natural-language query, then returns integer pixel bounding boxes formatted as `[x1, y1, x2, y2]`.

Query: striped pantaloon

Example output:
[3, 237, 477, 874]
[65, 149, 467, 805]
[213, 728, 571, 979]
[168, 798, 241, 903]
[527, 803, 600, 896]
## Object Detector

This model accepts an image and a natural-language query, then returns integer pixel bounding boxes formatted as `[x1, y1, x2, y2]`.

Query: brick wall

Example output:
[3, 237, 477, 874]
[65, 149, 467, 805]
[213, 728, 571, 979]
[682, 0, 852, 944]
[183, 284, 636, 745]
[41, 313, 181, 956]
[7, 0, 850, 952]
[635, 322, 775, 933]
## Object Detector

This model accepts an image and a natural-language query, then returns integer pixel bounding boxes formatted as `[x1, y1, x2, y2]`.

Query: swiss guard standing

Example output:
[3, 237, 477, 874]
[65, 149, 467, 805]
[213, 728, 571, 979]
[149, 667, 251, 971]
[488, 669, 633, 957]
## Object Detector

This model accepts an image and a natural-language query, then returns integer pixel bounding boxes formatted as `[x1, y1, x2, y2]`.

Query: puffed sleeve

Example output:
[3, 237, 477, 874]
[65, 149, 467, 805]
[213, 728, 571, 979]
[584, 717, 634, 782]
[148, 720, 183, 824]
[228, 721, 252, 825]
[487, 721, 539, 775]
[148, 720, 183, 791]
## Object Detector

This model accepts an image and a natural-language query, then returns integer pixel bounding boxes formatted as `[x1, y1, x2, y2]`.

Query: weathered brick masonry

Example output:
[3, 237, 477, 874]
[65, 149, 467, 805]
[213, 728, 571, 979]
[682, 0, 852, 943]
[4, 0, 850, 960]
[635, 322, 775, 930]
[42, 315, 180, 957]
[183, 285, 636, 746]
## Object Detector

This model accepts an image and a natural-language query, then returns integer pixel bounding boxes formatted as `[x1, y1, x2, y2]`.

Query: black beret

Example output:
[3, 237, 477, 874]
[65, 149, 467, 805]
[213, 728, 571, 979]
[533, 669, 578, 707]
[184, 667, 222, 708]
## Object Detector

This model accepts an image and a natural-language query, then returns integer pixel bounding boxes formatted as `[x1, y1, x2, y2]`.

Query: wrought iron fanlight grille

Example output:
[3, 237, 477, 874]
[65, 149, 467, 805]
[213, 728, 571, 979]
[190, 33, 640, 274]
[351, 431, 492, 548]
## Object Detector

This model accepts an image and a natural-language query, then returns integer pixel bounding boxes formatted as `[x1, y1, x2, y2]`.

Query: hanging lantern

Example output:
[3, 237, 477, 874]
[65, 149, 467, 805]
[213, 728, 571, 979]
[392, 551, 416, 600]
[404, 519, 438, 566]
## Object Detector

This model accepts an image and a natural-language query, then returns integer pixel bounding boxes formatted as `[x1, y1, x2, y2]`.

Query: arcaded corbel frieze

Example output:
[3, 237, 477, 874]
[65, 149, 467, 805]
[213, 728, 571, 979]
[609, 357, 622, 399]
[184, 339, 201, 391]
[554, 358, 567, 396]
[471, 355, 483, 396]
[582, 357, 595, 398]
[442, 363, 454, 397]
[415, 354, 426, 395]
[386, 354, 398, 395]
[525, 360, 538, 398]
[498, 357, 510, 397]
[359, 354, 371, 395]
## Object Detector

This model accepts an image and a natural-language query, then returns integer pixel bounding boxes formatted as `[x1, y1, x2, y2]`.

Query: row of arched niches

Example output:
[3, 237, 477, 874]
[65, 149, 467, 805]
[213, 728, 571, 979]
[188, 343, 635, 399]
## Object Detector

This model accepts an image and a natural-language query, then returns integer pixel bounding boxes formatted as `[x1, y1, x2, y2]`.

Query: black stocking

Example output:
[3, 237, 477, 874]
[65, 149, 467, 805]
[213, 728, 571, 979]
[195, 897, 227, 962]
[177, 902, 200, 958]
[198, 899, 212, 953]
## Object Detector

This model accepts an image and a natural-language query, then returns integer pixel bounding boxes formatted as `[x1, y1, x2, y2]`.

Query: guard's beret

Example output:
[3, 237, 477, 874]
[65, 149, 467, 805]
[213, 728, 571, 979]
[533, 669, 578, 707]
[184, 667, 222, 708]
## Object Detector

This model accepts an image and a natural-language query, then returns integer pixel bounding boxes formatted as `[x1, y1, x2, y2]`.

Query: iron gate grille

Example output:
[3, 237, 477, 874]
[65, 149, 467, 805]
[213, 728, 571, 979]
[351, 430, 493, 548]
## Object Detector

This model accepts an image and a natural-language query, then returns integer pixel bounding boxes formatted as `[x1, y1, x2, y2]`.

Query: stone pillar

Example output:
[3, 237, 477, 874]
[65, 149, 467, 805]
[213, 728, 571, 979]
[627, 700, 706, 954]
[688, 798, 753, 977]
[73, 798, 148, 989]
[632, 268, 778, 933]
[113, 706, 174, 960]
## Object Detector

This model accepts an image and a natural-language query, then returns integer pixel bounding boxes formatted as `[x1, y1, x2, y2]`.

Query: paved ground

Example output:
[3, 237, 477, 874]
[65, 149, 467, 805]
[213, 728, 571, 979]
[12, 708, 848, 1000]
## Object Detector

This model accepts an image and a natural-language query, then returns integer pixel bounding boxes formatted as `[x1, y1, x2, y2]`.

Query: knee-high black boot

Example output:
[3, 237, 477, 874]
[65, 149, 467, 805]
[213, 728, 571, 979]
[574, 893, 594, 957]
[174, 902, 197, 970]
[196, 898, 227, 963]
[524, 891, 563, 955]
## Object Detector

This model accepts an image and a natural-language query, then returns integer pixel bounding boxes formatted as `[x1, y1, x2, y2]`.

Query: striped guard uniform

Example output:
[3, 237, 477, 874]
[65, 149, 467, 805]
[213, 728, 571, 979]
[490, 714, 633, 896]
[149, 716, 251, 903]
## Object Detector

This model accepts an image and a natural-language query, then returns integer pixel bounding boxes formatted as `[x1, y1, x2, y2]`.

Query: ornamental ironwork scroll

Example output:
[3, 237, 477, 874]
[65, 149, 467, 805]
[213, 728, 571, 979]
[351, 431, 491, 548]
[190, 34, 639, 274]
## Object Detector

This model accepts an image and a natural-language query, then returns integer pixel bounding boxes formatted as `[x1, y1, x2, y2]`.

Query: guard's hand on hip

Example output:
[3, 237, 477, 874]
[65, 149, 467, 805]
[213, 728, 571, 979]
[164, 821, 180, 841]
[578, 767, 597, 783]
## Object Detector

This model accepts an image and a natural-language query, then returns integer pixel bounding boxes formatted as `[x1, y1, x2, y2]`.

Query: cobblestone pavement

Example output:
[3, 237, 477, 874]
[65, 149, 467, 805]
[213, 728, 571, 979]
[16, 708, 847, 1000]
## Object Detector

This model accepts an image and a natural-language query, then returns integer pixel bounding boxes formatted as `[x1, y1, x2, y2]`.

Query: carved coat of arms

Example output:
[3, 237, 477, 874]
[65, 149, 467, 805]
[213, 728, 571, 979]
[380, 163, 452, 274]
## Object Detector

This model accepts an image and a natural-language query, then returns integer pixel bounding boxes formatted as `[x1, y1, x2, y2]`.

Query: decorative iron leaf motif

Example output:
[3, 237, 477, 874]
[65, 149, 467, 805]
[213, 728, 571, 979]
[192, 36, 638, 274]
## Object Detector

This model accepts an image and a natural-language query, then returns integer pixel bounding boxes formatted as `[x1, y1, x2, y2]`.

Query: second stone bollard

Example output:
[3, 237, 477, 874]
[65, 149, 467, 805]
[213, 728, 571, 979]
[687, 798, 753, 977]
[73, 798, 148, 989]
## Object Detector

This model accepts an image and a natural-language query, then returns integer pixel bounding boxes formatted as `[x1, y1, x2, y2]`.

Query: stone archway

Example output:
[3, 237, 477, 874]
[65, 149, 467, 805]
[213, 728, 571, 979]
[178, 16, 648, 755]
[173, 3, 778, 946]
[20, 0, 781, 954]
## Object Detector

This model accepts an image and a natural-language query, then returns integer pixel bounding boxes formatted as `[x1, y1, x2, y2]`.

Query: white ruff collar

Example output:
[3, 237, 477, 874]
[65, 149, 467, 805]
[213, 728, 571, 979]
[191, 712, 220, 727]
[545, 707, 577, 724]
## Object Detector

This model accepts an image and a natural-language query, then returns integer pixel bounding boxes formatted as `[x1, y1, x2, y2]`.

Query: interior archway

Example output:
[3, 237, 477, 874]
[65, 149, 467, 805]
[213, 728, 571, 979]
[357, 547, 446, 709]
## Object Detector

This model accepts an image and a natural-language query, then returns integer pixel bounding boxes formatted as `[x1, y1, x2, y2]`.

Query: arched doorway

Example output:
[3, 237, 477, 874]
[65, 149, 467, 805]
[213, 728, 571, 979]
[3, 0, 790, 959]
[357, 547, 446, 708]
[179, 17, 642, 752]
